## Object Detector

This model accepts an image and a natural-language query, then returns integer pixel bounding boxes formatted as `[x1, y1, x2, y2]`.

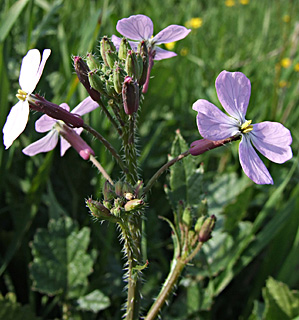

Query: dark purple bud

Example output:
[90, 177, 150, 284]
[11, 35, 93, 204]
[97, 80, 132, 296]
[74, 56, 101, 101]
[122, 76, 139, 115]
[29, 95, 84, 128]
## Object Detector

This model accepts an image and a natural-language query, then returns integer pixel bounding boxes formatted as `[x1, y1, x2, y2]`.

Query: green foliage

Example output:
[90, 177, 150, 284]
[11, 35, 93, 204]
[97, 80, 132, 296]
[30, 216, 96, 299]
[77, 290, 111, 313]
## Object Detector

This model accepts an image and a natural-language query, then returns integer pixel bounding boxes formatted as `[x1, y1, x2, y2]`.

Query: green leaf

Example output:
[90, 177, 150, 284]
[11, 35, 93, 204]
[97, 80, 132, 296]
[263, 277, 299, 320]
[0, 293, 40, 320]
[30, 216, 95, 299]
[77, 290, 110, 313]
[248, 300, 264, 320]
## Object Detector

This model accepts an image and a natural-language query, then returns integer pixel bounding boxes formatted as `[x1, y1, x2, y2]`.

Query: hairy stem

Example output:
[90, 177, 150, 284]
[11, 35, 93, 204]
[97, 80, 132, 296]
[89, 155, 114, 185]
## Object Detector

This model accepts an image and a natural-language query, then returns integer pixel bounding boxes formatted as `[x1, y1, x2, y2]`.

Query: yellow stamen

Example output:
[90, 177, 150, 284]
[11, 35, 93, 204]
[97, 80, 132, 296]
[16, 89, 28, 101]
[240, 120, 253, 133]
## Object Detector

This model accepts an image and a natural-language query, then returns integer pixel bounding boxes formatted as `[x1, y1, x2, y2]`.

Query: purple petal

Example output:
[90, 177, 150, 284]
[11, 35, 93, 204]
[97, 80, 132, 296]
[59, 103, 70, 111]
[154, 47, 177, 60]
[3, 100, 30, 149]
[22, 130, 59, 156]
[192, 99, 239, 140]
[153, 25, 191, 44]
[216, 70, 251, 121]
[111, 35, 139, 51]
[116, 14, 153, 40]
[35, 114, 57, 133]
[19, 49, 51, 94]
[60, 137, 71, 156]
[71, 97, 99, 116]
[239, 135, 273, 184]
[250, 122, 293, 164]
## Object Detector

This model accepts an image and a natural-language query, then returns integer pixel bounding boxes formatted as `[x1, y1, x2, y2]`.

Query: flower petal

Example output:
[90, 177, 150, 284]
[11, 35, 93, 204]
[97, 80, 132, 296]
[3, 101, 30, 149]
[116, 14, 153, 40]
[239, 135, 273, 184]
[35, 114, 57, 133]
[22, 130, 59, 156]
[192, 99, 239, 140]
[154, 47, 177, 60]
[59, 103, 70, 112]
[250, 122, 293, 164]
[216, 70, 251, 121]
[60, 137, 71, 156]
[153, 25, 191, 44]
[71, 97, 99, 116]
[111, 35, 139, 51]
[19, 49, 51, 93]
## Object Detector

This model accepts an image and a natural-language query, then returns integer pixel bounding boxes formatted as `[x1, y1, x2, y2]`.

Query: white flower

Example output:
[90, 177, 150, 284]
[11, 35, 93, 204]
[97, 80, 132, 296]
[2, 49, 51, 149]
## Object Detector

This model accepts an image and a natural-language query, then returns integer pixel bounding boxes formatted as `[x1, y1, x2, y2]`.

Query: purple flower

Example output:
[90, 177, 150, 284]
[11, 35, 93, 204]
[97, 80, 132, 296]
[3, 49, 51, 149]
[22, 97, 98, 159]
[192, 70, 293, 185]
[112, 14, 191, 61]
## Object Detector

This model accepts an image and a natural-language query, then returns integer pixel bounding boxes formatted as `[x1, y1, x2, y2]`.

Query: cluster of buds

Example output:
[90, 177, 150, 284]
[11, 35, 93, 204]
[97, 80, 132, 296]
[74, 36, 149, 115]
[86, 180, 145, 222]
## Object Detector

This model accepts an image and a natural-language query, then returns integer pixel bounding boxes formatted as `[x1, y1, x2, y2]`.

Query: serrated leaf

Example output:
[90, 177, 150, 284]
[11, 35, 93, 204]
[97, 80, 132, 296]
[30, 216, 95, 299]
[263, 277, 299, 320]
[77, 290, 110, 313]
[0, 293, 40, 320]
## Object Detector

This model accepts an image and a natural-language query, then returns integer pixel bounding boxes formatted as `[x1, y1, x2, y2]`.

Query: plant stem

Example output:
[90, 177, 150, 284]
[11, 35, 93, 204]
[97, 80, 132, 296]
[83, 123, 128, 174]
[89, 155, 114, 185]
[143, 150, 190, 196]
[144, 258, 186, 320]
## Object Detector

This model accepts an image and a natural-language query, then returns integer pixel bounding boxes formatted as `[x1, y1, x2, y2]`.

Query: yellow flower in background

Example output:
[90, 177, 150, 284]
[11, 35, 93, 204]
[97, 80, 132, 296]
[279, 80, 289, 88]
[225, 0, 235, 7]
[185, 17, 203, 29]
[281, 58, 292, 68]
[180, 48, 189, 56]
[239, 0, 250, 4]
[282, 15, 291, 23]
[294, 63, 299, 72]
[165, 42, 176, 50]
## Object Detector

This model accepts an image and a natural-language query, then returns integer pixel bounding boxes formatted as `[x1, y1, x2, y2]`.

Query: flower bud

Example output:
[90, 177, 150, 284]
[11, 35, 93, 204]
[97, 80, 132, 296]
[114, 180, 123, 197]
[86, 198, 119, 223]
[106, 50, 119, 69]
[198, 215, 216, 243]
[122, 76, 139, 115]
[138, 41, 149, 86]
[194, 216, 205, 233]
[182, 207, 192, 227]
[118, 38, 132, 60]
[113, 63, 125, 94]
[88, 70, 106, 95]
[29, 95, 84, 128]
[125, 50, 139, 79]
[74, 56, 101, 101]
[103, 180, 115, 201]
[100, 36, 116, 67]
[124, 199, 144, 212]
[134, 180, 143, 198]
[86, 53, 101, 70]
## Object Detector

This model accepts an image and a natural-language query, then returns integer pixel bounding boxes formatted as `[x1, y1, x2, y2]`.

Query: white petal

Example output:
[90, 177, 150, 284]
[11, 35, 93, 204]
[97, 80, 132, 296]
[19, 49, 51, 93]
[35, 114, 57, 133]
[3, 101, 30, 149]
[22, 130, 59, 156]
[60, 137, 71, 156]
[71, 97, 99, 116]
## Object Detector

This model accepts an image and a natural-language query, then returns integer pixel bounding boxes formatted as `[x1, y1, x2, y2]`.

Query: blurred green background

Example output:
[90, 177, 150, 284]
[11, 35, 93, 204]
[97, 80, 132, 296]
[0, 0, 298, 319]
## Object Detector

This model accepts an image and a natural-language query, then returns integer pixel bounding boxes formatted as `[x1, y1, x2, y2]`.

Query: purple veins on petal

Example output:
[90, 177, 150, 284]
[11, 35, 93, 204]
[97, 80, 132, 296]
[239, 135, 273, 185]
[250, 122, 293, 164]
[216, 70, 251, 122]
[71, 96, 99, 116]
[154, 47, 177, 60]
[153, 25, 191, 44]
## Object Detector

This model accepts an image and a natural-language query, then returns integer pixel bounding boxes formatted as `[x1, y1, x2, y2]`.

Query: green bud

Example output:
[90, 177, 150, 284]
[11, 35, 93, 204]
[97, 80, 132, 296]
[125, 50, 139, 79]
[134, 180, 143, 198]
[103, 200, 113, 210]
[194, 216, 205, 233]
[114, 180, 123, 197]
[199, 215, 216, 243]
[182, 207, 192, 227]
[138, 41, 149, 86]
[113, 63, 125, 94]
[86, 198, 119, 223]
[106, 50, 119, 69]
[100, 36, 116, 67]
[88, 70, 106, 95]
[124, 199, 144, 212]
[102, 180, 115, 201]
[198, 198, 208, 216]
[118, 38, 132, 60]
[86, 53, 101, 70]
[111, 206, 122, 217]
[114, 197, 124, 208]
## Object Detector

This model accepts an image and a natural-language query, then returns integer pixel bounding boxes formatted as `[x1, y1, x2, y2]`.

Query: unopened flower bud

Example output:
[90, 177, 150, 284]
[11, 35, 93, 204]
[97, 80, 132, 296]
[29, 95, 84, 128]
[125, 50, 139, 79]
[74, 56, 101, 101]
[182, 207, 192, 227]
[113, 63, 125, 94]
[118, 38, 132, 60]
[103, 180, 115, 201]
[124, 193, 134, 200]
[100, 36, 116, 67]
[138, 41, 149, 86]
[58, 124, 94, 160]
[86, 198, 119, 222]
[88, 70, 106, 95]
[134, 180, 143, 198]
[199, 215, 216, 242]
[194, 216, 205, 233]
[106, 50, 119, 69]
[122, 76, 139, 115]
[86, 53, 101, 70]
[124, 199, 144, 212]
[114, 180, 123, 197]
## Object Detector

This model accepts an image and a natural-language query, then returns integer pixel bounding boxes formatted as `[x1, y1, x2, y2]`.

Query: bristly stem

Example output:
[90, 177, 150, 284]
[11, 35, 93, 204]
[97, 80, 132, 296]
[143, 150, 190, 196]
[83, 123, 128, 174]
[89, 155, 114, 185]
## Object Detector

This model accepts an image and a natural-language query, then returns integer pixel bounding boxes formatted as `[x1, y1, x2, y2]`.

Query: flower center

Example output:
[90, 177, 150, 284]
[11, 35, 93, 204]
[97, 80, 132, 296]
[240, 120, 253, 133]
[16, 89, 28, 101]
